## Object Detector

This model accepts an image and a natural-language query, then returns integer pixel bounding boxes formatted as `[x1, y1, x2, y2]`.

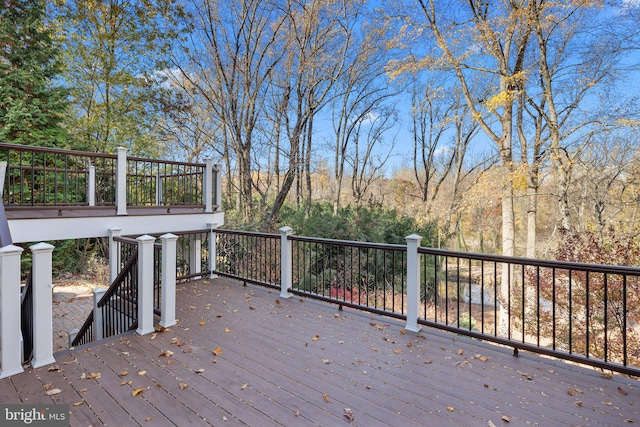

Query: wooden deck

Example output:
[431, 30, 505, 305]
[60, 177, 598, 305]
[2, 277, 639, 426]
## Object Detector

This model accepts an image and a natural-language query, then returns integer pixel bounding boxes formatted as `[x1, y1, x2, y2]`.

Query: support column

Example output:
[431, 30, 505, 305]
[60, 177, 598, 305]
[189, 235, 202, 278]
[116, 147, 127, 215]
[136, 235, 156, 335]
[30, 242, 56, 369]
[0, 245, 24, 379]
[279, 226, 293, 299]
[159, 233, 178, 328]
[155, 170, 163, 206]
[405, 234, 423, 333]
[208, 223, 218, 279]
[108, 228, 122, 285]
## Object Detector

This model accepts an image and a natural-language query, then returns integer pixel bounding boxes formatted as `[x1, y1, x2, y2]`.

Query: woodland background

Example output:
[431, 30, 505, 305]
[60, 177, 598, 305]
[2, 0, 640, 273]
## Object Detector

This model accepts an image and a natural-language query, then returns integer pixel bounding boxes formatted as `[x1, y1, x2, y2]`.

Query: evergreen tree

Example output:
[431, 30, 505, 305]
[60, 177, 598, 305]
[0, 0, 69, 147]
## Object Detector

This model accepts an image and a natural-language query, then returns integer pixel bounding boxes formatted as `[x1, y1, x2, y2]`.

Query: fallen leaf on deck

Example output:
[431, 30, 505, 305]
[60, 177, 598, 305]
[406, 343, 413, 348]
[213, 347, 223, 356]
[150, 333, 158, 340]
[488, 421, 497, 427]
[322, 358, 332, 364]
[73, 402, 83, 406]
[517, 371, 533, 381]
[45, 388, 61, 396]
[62, 361, 75, 365]
[132, 388, 144, 396]
[275, 299, 281, 304]
[250, 306, 256, 310]
[618, 386, 628, 395]
[138, 370, 147, 376]
[224, 327, 230, 333]
[295, 410, 300, 416]
[199, 321, 206, 326]
[179, 382, 188, 390]
[167, 359, 174, 364]
[457, 349, 464, 355]
[87, 372, 101, 379]
[344, 408, 355, 422]
[376, 325, 384, 330]
[195, 369, 205, 374]
[474, 354, 488, 362]
[120, 371, 128, 377]
[323, 393, 330, 402]
[175, 340, 185, 347]
[183, 347, 193, 353]
[600, 372, 613, 379]
[154, 325, 168, 332]
[79, 388, 88, 393]
[624, 419, 633, 423]
[159, 350, 173, 357]
[241, 383, 248, 390]
[603, 401, 613, 406]
[122, 352, 129, 356]
[393, 348, 403, 354]
[568, 389, 575, 396]
[44, 383, 52, 390]
[575, 401, 583, 407]
[446, 406, 454, 412]
[47, 365, 60, 372]
[145, 416, 152, 422]
[400, 329, 406, 334]
[312, 335, 319, 341]
[501, 415, 510, 422]
[120, 381, 127, 386]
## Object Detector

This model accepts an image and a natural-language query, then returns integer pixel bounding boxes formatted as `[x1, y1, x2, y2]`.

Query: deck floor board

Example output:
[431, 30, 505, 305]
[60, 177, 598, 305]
[2, 277, 639, 426]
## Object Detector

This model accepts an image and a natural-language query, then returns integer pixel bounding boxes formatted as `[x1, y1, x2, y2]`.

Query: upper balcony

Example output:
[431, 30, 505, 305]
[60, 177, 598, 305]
[0, 142, 224, 243]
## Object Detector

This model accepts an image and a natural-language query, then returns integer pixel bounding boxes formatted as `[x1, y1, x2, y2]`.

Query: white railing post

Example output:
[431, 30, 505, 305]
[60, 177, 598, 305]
[189, 234, 202, 278]
[0, 161, 7, 197]
[109, 228, 122, 284]
[159, 233, 178, 328]
[0, 244, 24, 378]
[136, 235, 155, 335]
[116, 146, 127, 215]
[93, 288, 106, 341]
[204, 159, 213, 213]
[214, 164, 222, 211]
[279, 226, 293, 299]
[405, 234, 423, 333]
[208, 223, 218, 279]
[87, 164, 96, 207]
[155, 169, 162, 206]
[30, 242, 55, 369]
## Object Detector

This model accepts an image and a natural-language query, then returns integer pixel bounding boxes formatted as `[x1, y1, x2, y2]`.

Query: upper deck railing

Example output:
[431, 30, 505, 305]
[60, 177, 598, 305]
[0, 143, 221, 215]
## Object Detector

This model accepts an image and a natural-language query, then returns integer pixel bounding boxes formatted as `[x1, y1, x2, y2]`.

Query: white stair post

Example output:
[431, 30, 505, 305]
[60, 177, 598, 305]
[93, 288, 107, 341]
[0, 244, 24, 379]
[159, 233, 178, 328]
[208, 223, 218, 279]
[189, 234, 202, 278]
[405, 234, 423, 333]
[136, 235, 155, 335]
[279, 226, 293, 299]
[108, 228, 122, 284]
[30, 242, 56, 369]
[116, 147, 127, 215]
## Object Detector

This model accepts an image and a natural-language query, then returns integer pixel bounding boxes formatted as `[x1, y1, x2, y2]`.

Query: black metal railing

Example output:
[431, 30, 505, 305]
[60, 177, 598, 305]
[416, 248, 640, 376]
[20, 272, 33, 362]
[72, 238, 139, 347]
[0, 142, 214, 211]
[290, 236, 407, 316]
[211, 229, 640, 376]
[214, 229, 281, 288]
